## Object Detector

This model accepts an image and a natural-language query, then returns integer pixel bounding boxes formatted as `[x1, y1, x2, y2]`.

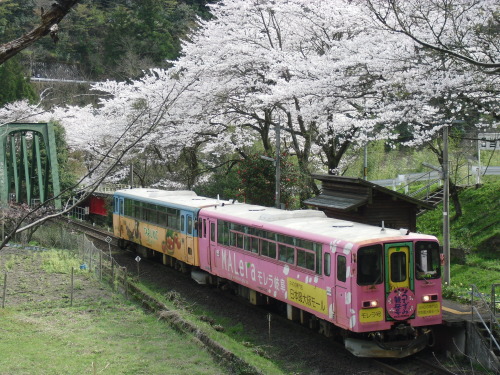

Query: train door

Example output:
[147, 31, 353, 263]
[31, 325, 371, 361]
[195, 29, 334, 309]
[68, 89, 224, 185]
[334, 253, 349, 328]
[113, 196, 124, 236]
[203, 218, 212, 271]
[209, 219, 217, 270]
[183, 211, 195, 265]
[385, 242, 415, 321]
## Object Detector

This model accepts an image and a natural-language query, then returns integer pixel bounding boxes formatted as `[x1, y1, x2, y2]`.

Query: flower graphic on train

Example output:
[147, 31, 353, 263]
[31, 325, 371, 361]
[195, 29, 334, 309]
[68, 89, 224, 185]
[162, 229, 181, 255]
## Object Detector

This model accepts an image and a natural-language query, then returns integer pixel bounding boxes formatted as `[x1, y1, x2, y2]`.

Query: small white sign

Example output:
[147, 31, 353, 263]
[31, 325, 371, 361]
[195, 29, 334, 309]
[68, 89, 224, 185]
[105, 236, 112, 243]
[135, 256, 141, 262]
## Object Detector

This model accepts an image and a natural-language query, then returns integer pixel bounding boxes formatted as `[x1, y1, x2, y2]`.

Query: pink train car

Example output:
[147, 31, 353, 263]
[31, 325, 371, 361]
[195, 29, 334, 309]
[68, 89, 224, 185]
[114, 189, 442, 358]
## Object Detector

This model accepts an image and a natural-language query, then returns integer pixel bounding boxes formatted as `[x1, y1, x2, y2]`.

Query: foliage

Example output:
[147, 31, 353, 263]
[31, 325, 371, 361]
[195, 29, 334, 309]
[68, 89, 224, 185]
[0, 56, 38, 106]
[52, 121, 78, 197]
[443, 264, 500, 302]
[417, 177, 500, 252]
[194, 165, 241, 201]
[236, 153, 302, 208]
[0, 0, 36, 43]
[38, 249, 81, 274]
[417, 176, 499, 300]
[0, 0, 497, 236]
[31, 0, 213, 80]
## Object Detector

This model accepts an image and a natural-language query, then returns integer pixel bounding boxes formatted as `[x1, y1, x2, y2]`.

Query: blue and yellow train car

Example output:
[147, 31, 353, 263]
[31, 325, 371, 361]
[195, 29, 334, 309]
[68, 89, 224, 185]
[112, 188, 219, 267]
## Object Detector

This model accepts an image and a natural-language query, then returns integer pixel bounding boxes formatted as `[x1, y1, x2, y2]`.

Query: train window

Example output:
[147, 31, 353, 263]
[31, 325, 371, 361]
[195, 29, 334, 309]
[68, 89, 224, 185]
[296, 239, 313, 250]
[297, 248, 315, 271]
[337, 255, 346, 282]
[324, 253, 331, 276]
[158, 208, 167, 225]
[277, 234, 294, 245]
[250, 237, 259, 253]
[261, 239, 277, 259]
[203, 219, 207, 238]
[315, 244, 322, 275]
[187, 216, 193, 235]
[243, 236, 251, 251]
[236, 233, 244, 248]
[181, 215, 185, 232]
[390, 252, 407, 282]
[415, 241, 441, 280]
[279, 244, 294, 264]
[357, 245, 383, 285]
[232, 223, 243, 232]
[229, 230, 236, 247]
[134, 203, 141, 218]
[217, 220, 229, 245]
[124, 199, 132, 216]
[210, 222, 216, 242]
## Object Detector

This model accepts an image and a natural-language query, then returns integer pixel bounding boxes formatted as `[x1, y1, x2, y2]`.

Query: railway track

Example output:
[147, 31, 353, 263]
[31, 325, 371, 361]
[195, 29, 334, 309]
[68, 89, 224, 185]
[56, 216, 117, 244]
[373, 356, 458, 375]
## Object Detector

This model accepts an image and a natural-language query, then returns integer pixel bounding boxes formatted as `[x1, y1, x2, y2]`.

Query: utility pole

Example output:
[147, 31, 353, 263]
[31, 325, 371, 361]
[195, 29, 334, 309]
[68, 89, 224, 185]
[363, 143, 368, 180]
[443, 125, 450, 285]
[275, 122, 281, 209]
[130, 163, 134, 188]
[477, 135, 481, 185]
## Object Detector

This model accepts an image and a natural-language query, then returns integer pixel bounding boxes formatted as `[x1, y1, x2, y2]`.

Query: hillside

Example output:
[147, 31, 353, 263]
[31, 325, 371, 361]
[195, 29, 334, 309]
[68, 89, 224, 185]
[417, 176, 499, 257]
[417, 177, 500, 296]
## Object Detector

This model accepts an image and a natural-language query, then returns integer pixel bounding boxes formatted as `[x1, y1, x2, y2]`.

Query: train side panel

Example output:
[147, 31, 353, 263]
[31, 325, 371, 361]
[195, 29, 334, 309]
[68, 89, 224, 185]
[113, 195, 199, 266]
[198, 212, 350, 327]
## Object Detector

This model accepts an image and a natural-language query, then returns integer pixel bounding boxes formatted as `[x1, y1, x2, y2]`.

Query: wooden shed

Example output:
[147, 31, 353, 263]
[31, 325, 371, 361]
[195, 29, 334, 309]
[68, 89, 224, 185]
[304, 174, 433, 232]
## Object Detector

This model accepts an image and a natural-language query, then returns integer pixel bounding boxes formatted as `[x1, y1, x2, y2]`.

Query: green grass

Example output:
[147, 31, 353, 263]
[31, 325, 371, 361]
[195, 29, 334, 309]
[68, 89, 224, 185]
[128, 279, 286, 375]
[0, 248, 286, 375]
[0, 303, 228, 375]
[417, 176, 500, 299]
[417, 176, 500, 252]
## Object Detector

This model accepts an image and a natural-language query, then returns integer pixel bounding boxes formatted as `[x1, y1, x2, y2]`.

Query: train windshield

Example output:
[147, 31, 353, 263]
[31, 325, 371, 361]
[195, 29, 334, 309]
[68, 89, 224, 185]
[357, 245, 383, 285]
[415, 241, 441, 280]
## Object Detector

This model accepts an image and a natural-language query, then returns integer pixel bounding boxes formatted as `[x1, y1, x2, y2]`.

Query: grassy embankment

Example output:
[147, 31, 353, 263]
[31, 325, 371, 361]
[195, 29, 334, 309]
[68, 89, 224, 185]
[0, 245, 285, 375]
[417, 176, 500, 302]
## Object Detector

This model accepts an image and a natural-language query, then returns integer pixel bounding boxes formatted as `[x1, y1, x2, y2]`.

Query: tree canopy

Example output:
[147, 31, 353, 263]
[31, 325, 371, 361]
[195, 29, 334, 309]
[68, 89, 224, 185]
[1, 0, 498, 202]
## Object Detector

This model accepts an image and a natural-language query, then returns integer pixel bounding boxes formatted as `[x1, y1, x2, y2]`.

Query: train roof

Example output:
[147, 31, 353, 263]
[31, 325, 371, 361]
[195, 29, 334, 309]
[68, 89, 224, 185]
[114, 188, 226, 209]
[115, 189, 437, 245]
[201, 200, 437, 245]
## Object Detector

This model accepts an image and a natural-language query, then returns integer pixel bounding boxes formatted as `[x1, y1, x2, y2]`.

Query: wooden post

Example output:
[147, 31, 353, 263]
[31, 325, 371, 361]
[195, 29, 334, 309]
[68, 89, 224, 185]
[267, 313, 272, 340]
[70, 267, 74, 307]
[124, 267, 128, 299]
[2, 272, 7, 308]
[89, 246, 93, 272]
[111, 260, 115, 291]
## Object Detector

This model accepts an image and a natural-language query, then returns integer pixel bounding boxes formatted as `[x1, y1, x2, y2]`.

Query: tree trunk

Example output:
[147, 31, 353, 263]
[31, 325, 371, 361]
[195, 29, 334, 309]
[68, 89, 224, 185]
[450, 181, 463, 221]
[0, 0, 80, 65]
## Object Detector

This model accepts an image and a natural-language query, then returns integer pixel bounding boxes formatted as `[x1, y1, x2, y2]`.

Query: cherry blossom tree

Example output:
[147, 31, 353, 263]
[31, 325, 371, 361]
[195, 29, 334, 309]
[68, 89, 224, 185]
[0, 67, 197, 250]
[2, 0, 497, 236]
[57, 0, 497, 200]
[364, 0, 500, 74]
[170, 0, 418, 199]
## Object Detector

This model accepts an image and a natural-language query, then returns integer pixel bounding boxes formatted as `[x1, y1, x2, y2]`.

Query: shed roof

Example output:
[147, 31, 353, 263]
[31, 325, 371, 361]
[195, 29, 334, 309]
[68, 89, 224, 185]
[304, 174, 433, 211]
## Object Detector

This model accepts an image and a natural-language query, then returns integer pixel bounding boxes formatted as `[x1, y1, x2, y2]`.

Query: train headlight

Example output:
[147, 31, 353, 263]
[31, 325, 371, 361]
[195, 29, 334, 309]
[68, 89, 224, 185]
[422, 294, 438, 302]
[362, 300, 378, 308]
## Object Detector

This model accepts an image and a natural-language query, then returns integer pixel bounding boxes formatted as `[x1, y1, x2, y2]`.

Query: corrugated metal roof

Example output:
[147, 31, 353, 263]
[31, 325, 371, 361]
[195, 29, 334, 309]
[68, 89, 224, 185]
[303, 194, 368, 211]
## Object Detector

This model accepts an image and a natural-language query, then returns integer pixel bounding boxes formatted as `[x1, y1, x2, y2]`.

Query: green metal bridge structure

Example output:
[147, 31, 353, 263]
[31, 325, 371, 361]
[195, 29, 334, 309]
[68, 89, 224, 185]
[0, 123, 61, 209]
